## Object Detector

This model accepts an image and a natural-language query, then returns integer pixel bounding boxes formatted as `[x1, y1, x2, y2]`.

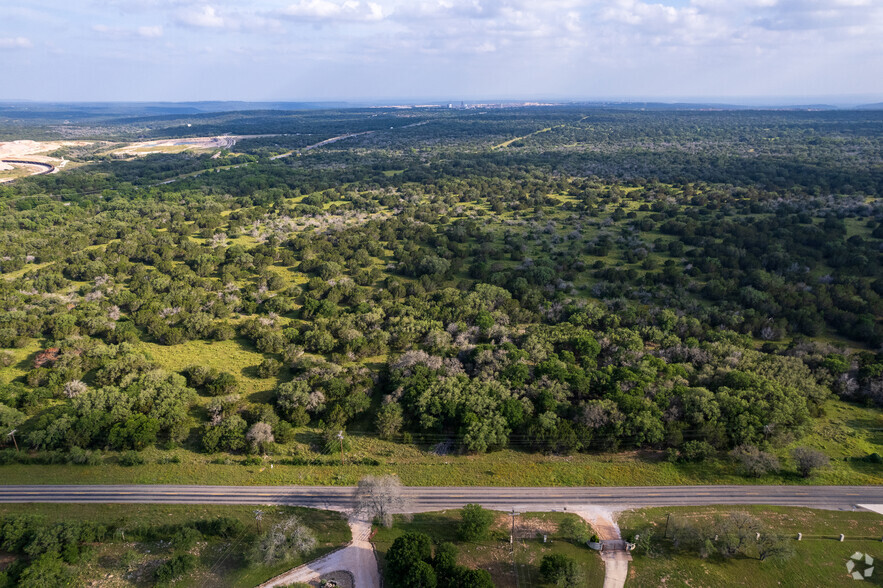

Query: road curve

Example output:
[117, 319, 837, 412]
[0, 485, 880, 512]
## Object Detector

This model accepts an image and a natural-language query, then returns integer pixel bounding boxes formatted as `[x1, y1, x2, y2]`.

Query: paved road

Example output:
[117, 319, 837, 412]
[0, 485, 880, 511]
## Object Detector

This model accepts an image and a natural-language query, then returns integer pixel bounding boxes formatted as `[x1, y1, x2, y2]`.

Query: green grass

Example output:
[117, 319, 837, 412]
[619, 506, 883, 587]
[372, 510, 605, 587]
[0, 503, 350, 587]
[0, 338, 43, 384]
[137, 337, 277, 402]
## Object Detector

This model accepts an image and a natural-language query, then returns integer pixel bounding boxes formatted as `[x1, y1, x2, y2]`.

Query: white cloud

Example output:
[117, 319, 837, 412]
[279, 0, 384, 22]
[177, 5, 226, 28]
[0, 37, 33, 49]
[138, 26, 164, 38]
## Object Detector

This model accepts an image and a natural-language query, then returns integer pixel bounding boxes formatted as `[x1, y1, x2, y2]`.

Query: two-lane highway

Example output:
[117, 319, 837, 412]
[0, 485, 881, 512]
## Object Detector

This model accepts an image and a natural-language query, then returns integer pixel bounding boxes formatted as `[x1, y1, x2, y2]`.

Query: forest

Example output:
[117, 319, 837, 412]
[0, 106, 881, 477]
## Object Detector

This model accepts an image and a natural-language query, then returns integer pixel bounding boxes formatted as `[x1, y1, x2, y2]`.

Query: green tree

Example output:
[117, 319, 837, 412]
[458, 504, 494, 542]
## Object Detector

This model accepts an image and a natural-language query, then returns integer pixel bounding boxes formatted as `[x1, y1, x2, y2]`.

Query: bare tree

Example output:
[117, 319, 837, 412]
[353, 474, 408, 527]
[246, 422, 274, 453]
[63, 380, 88, 398]
[730, 444, 780, 477]
[715, 512, 762, 557]
[791, 447, 829, 478]
[250, 515, 316, 565]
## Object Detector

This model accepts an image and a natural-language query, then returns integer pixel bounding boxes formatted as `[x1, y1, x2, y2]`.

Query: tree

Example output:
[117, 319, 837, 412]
[714, 512, 762, 558]
[730, 444, 780, 477]
[539, 553, 581, 586]
[202, 415, 247, 452]
[108, 414, 160, 450]
[353, 475, 407, 527]
[206, 372, 238, 396]
[18, 553, 74, 586]
[257, 358, 282, 379]
[791, 447, 829, 478]
[386, 532, 433, 587]
[376, 402, 403, 440]
[756, 532, 794, 562]
[246, 422, 275, 453]
[458, 504, 494, 542]
[250, 516, 316, 566]
[63, 380, 87, 398]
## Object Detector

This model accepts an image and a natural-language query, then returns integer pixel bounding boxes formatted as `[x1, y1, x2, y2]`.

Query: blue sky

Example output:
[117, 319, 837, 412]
[1, 0, 881, 103]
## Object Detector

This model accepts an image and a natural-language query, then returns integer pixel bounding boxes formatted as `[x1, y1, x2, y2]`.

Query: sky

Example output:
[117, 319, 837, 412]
[1, 0, 882, 104]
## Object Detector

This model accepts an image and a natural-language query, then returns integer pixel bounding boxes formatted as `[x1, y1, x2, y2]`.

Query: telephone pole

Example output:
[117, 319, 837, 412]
[7, 429, 17, 452]
[253, 509, 263, 532]
[337, 430, 345, 465]
[510, 509, 521, 544]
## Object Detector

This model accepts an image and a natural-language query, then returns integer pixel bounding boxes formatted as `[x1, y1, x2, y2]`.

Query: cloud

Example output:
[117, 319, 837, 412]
[278, 0, 384, 22]
[176, 5, 226, 28]
[138, 26, 164, 38]
[92, 24, 164, 40]
[0, 37, 33, 49]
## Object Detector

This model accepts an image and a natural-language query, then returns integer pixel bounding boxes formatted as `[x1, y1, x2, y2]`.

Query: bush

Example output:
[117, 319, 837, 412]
[155, 553, 197, 583]
[558, 516, 592, 543]
[68, 446, 101, 465]
[681, 440, 716, 463]
[540, 553, 581, 586]
[458, 503, 494, 542]
[194, 517, 245, 538]
[118, 451, 145, 466]
[170, 526, 202, 550]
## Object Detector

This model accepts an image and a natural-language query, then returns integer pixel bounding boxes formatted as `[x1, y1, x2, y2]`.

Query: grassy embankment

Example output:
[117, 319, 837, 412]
[0, 503, 349, 587]
[372, 510, 605, 588]
[619, 506, 883, 587]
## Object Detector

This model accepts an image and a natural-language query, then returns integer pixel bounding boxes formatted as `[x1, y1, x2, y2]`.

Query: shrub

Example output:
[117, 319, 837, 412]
[681, 440, 716, 463]
[558, 517, 591, 543]
[154, 553, 197, 583]
[540, 553, 581, 586]
[68, 447, 100, 466]
[118, 451, 145, 466]
[170, 526, 202, 550]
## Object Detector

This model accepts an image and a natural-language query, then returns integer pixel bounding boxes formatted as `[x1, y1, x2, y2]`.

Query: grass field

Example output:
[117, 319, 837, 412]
[619, 506, 883, 587]
[0, 503, 350, 587]
[372, 509, 605, 587]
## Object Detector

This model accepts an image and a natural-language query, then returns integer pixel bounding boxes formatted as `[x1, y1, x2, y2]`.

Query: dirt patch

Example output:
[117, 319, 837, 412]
[311, 570, 354, 587]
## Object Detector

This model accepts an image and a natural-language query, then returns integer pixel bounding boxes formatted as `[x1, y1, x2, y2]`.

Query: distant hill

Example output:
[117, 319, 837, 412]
[856, 102, 883, 110]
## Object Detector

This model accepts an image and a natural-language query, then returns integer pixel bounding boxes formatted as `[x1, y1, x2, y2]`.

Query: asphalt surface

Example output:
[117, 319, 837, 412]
[0, 485, 881, 511]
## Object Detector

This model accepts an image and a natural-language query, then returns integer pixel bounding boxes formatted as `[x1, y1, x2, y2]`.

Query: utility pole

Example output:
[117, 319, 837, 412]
[7, 429, 17, 452]
[665, 513, 671, 538]
[253, 509, 263, 532]
[337, 430, 345, 465]
[510, 509, 521, 544]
